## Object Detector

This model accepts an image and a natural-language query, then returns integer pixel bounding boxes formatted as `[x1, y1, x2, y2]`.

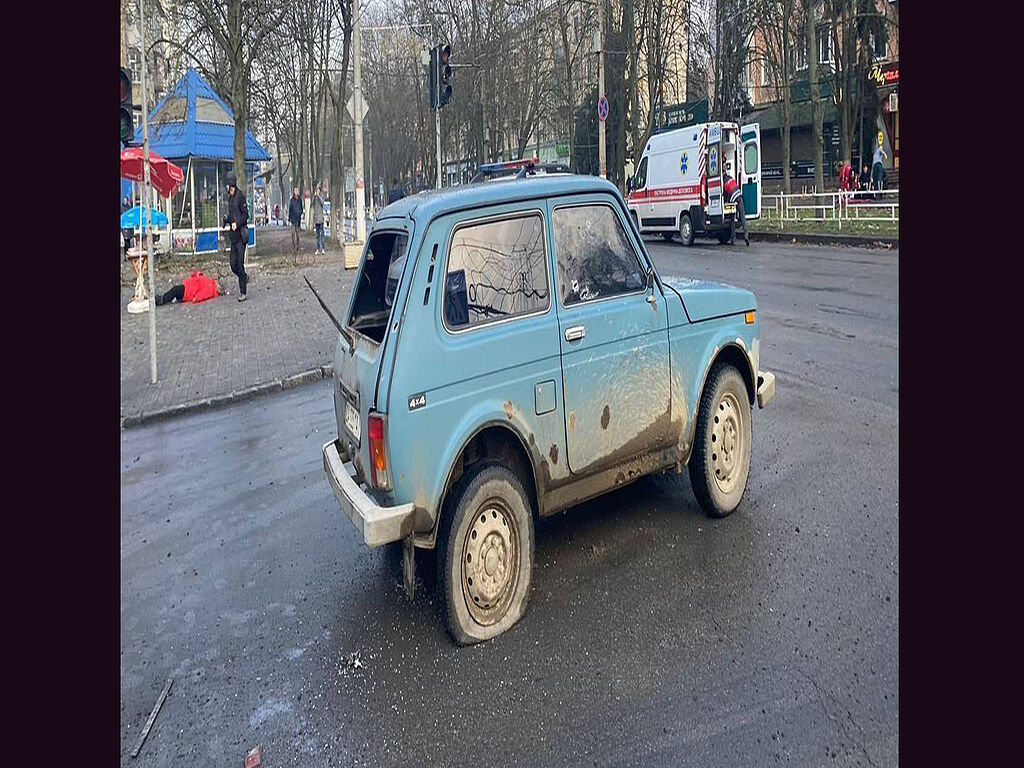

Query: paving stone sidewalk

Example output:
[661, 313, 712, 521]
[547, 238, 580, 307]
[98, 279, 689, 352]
[120, 255, 355, 425]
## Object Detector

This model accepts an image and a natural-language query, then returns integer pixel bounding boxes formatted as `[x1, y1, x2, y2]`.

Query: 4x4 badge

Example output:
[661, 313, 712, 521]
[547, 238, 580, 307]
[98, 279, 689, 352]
[408, 392, 426, 411]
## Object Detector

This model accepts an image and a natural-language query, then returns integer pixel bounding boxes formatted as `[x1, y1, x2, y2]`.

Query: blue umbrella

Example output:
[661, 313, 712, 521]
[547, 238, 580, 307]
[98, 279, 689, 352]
[120, 205, 169, 232]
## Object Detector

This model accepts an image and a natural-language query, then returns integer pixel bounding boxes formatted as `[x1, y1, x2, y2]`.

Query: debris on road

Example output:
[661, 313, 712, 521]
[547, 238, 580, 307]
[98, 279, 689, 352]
[338, 651, 365, 676]
[131, 676, 173, 758]
[245, 744, 262, 768]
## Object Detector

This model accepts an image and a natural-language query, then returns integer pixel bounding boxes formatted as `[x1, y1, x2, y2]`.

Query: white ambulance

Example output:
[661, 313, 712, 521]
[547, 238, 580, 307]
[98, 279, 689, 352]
[627, 121, 762, 245]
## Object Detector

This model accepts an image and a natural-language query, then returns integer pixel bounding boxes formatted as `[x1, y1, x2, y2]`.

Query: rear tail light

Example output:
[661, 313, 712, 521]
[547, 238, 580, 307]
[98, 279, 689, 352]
[368, 413, 391, 491]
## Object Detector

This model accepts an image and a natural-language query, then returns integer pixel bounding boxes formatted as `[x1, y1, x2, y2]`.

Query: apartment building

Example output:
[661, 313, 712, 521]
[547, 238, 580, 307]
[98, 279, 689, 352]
[743, 0, 898, 187]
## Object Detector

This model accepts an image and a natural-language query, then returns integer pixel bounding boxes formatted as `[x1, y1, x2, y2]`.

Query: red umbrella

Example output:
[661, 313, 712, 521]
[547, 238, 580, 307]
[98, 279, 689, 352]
[120, 147, 185, 198]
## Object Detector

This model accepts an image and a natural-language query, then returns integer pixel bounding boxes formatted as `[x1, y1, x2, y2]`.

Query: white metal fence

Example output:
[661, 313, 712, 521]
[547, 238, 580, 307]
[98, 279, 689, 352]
[761, 188, 899, 229]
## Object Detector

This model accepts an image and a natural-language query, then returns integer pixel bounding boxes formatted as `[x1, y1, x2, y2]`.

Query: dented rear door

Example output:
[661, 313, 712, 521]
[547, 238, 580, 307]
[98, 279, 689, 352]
[548, 195, 671, 475]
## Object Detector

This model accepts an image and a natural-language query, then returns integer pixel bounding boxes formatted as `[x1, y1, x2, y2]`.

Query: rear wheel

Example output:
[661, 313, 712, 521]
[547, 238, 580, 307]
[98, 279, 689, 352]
[679, 213, 695, 247]
[438, 462, 535, 645]
[689, 363, 752, 518]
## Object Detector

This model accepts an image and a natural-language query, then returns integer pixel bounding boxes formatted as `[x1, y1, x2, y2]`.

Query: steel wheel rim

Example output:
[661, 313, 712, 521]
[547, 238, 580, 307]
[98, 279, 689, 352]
[461, 498, 520, 626]
[710, 391, 745, 494]
[681, 219, 691, 239]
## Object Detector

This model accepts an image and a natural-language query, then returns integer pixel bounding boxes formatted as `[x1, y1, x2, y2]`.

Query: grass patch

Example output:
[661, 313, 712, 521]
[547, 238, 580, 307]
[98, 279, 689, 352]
[750, 216, 898, 238]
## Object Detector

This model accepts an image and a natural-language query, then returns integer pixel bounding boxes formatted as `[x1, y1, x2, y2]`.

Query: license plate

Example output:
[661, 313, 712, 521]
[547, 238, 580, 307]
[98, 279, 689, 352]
[725, 203, 736, 214]
[344, 401, 360, 442]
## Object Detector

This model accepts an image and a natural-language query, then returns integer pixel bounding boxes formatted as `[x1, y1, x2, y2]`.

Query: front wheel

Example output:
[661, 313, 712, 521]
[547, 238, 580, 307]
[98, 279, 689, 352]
[679, 213, 695, 247]
[438, 462, 535, 645]
[689, 364, 752, 517]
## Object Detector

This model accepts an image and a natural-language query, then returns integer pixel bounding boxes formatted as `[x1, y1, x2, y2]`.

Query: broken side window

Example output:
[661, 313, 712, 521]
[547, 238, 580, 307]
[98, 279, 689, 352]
[553, 203, 645, 306]
[348, 231, 409, 343]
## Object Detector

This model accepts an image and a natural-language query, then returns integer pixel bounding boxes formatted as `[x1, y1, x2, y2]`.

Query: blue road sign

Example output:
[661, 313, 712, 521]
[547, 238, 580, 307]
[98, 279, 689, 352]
[598, 96, 609, 122]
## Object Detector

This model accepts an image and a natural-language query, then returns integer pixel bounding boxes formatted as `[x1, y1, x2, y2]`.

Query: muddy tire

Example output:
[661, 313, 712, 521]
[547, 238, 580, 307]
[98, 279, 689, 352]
[679, 213, 695, 246]
[437, 462, 535, 645]
[689, 363, 752, 518]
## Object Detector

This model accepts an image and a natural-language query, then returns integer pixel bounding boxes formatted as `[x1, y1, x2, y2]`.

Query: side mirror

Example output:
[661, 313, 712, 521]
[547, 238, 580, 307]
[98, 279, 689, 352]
[645, 266, 657, 306]
[626, 176, 633, 192]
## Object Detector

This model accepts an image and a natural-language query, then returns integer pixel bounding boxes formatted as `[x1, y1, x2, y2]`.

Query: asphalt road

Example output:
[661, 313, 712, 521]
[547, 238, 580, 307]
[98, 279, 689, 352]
[120, 238, 898, 767]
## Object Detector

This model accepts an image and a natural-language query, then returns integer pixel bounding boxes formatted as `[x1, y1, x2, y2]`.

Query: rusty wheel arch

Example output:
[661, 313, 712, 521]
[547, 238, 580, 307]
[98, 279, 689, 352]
[708, 344, 756, 406]
[415, 422, 540, 550]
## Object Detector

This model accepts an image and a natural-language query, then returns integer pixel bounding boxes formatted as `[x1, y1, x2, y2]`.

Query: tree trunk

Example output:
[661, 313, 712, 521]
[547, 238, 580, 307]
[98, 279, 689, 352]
[782, 0, 793, 194]
[807, 4, 824, 192]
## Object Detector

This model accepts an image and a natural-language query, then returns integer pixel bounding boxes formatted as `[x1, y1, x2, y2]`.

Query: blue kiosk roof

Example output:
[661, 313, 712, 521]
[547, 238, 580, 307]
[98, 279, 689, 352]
[132, 68, 271, 162]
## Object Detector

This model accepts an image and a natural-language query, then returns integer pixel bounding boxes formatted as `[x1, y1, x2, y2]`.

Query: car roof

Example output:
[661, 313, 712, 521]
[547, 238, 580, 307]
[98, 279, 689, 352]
[375, 174, 622, 224]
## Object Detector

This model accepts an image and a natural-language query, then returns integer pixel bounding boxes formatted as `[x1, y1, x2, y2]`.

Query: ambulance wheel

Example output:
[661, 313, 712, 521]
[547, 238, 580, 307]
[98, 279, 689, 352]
[717, 229, 733, 244]
[679, 214, 695, 247]
[662, 232, 674, 242]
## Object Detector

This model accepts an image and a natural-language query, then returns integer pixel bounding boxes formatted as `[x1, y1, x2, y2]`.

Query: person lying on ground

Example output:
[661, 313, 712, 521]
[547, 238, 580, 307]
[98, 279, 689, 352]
[155, 271, 222, 305]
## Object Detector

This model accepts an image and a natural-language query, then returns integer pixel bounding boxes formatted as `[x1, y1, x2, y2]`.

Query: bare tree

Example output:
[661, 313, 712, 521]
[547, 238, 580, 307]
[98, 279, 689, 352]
[805, 0, 824, 191]
[181, 0, 289, 189]
[753, 0, 797, 193]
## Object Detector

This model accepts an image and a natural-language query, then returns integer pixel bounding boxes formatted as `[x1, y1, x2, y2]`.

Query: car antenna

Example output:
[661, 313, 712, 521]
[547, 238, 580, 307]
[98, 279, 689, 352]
[304, 275, 353, 345]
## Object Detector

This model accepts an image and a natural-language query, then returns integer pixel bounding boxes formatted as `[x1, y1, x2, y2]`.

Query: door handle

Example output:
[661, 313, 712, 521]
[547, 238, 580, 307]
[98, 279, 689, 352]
[564, 325, 586, 342]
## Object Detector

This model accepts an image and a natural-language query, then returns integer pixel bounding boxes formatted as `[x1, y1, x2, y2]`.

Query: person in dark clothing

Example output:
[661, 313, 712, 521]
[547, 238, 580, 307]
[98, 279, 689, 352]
[312, 183, 326, 254]
[121, 196, 134, 257]
[858, 164, 871, 192]
[288, 187, 303, 253]
[223, 172, 249, 301]
[723, 164, 749, 247]
[387, 178, 405, 205]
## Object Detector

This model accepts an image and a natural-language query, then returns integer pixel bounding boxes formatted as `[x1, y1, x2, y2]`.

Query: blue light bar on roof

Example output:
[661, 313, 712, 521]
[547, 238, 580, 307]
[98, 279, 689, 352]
[478, 157, 540, 173]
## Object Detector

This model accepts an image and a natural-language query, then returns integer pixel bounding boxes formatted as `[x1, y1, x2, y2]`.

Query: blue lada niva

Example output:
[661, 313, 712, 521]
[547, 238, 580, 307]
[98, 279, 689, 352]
[323, 174, 775, 645]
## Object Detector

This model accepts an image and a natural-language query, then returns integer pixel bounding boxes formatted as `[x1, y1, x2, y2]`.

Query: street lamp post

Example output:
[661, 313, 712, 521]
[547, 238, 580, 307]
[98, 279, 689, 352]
[598, 1, 606, 179]
[353, 0, 366, 242]
[139, 0, 158, 383]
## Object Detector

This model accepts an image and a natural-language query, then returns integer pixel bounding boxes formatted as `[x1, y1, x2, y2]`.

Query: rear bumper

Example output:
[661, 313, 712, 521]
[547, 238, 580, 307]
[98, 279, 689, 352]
[756, 370, 776, 409]
[322, 440, 415, 547]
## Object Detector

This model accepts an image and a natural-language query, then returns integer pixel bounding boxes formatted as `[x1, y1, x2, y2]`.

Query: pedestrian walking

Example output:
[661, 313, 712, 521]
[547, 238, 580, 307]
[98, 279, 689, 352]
[223, 172, 249, 302]
[313, 183, 326, 254]
[723, 163, 749, 247]
[288, 187, 303, 253]
[387, 177, 405, 205]
[274, 203, 281, 225]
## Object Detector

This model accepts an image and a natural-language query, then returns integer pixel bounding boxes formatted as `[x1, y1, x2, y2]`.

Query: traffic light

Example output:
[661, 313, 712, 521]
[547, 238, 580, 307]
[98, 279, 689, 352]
[428, 45, 439, 110]
[121, 66, 134, 145]
[439, 44, 452, 108]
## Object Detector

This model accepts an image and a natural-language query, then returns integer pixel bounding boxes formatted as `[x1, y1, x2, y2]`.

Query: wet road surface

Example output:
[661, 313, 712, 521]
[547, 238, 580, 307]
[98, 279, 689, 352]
[121, 239, 898, 766]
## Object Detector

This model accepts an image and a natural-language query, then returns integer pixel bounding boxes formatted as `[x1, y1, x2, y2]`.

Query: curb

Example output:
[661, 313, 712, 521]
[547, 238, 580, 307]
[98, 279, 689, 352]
[748, 230, 898, 249]
[121, 364, 335, 429]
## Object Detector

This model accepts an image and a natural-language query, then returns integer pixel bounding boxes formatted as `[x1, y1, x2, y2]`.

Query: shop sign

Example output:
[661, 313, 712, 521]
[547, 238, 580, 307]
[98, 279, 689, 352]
[869, 62, 899, 87]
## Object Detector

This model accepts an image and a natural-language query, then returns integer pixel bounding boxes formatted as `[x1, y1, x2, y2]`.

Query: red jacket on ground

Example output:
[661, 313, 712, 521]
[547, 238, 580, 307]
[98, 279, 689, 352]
[183, 271, 219, 303]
